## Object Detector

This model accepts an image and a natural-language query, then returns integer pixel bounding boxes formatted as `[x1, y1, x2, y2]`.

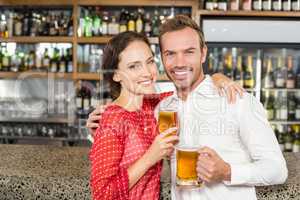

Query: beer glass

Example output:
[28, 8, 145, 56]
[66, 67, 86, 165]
[158, 110, 178, 136]
[176, 145, 202, 188]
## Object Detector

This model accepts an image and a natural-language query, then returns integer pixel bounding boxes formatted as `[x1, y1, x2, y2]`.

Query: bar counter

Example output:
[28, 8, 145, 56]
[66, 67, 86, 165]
[0, 145, 299, 200]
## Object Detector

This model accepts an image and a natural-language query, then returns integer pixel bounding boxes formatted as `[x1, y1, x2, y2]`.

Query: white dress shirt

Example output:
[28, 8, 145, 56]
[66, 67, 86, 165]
[157, 75, 288, 200]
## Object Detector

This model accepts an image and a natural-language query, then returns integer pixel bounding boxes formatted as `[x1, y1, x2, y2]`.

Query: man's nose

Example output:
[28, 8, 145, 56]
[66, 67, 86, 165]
[174, 53, 186, 67]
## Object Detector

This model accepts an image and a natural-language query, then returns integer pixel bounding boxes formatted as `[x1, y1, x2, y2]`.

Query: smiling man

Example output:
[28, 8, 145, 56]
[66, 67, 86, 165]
[158, 15, 288, 200]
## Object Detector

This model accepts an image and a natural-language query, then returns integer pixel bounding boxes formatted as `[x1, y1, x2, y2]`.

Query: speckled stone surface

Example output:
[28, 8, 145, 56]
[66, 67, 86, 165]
[0, 144, 299, 200]
[0, 145, 91, 200]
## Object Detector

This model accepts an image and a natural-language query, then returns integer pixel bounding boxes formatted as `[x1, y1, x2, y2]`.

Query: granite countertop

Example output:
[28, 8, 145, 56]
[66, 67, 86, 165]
[0, 144, 299, 200]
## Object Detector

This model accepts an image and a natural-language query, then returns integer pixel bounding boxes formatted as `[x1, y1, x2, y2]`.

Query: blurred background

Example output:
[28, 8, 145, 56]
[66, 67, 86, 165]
[0, 0, 299, 153]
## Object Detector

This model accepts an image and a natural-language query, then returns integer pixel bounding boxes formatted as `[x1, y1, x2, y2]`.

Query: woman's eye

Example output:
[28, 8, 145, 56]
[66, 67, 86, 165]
[128, 65, 136, 69]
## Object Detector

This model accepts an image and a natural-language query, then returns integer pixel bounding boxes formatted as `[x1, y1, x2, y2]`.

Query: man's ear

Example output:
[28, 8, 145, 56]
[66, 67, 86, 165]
[200, 45, 208, 64]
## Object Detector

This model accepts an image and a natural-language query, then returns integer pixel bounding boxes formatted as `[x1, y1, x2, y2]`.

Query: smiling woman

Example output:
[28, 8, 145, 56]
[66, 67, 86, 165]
[89, 31, 179, 200]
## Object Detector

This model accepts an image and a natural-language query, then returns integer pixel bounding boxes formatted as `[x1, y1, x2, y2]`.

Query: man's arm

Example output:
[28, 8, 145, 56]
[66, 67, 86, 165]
[225, 94, 288, 186]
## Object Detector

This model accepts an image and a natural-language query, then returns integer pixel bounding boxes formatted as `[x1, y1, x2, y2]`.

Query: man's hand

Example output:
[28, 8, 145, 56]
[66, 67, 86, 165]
[86, 104, 109, 137]
[196, 146, 231, 184]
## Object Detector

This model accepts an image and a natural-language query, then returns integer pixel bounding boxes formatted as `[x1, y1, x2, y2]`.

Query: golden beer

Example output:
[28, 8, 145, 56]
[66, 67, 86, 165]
[158, 111, 178, 135]
[176, 146, 201, 188]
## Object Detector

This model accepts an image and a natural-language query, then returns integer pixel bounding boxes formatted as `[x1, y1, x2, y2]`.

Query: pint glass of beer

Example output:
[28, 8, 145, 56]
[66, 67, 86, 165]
[176, 145, 202, 188]
[158, 110, 178, 136]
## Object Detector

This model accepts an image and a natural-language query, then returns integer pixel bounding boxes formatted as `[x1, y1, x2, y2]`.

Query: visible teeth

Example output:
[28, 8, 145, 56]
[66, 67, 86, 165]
[140, 80, 152, 85]
[174, 71, 188, 75]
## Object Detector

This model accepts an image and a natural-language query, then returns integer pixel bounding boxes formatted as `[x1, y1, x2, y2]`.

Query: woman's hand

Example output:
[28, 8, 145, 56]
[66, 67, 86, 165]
[86, 104, 110, 138]
[144, 127, 179, 166]
[211, 73, 245, 104]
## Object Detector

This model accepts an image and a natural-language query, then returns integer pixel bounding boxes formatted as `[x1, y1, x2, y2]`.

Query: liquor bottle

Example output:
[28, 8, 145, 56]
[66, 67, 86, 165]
[288, 92, 296, 120]
[119, 9, 128, 33]
[136, 8, 144, 34]
[262, 0, 272, 9]
[230, 0, 240, 10]
[59, 49, 67, 73]
[13, 13, 22, 36]
[243, 55, 255, 89]
[0, 48, 3, 71]
[207, 52, 215, 74]
[295, 92, 300, 120]
[253, 0, 263, 10]
[50, 48, 59, 72]
[283, 0, 292, 10]
[78, 9, 85, 37]
[108, 16, 119, 36]
[234, 55, 244, 87]
[275, 56, 286, 88]
[206, 0, 216, 10]
[91, 82, 100, 109]
[277, 125, 285, 152]
[28, 50, 35, 70]
[152, 9, 160, 37]
[292, 0, 300, 10]
[66, 48, 73, 73]
[263, 57, 275, 88]
[265, 91, 275, 120]
[286, 56, 295, 89]
[83, 84, 91, 112]
[280, 92, 288, 121]
[293, 126, 300, 152]
[285, 126, 294, 152]
[2, 47, 10, 71]
[35, 51, 42, 71]
[76, 80, 83, 113]
[49, 13, 58, 36]
[7, 13, 13, 37]
[92, 8, 102, 36]
[101, 11, 109, 36]
[224, 54, 233, 79]
[218, 0, 228, 10]
[144, 12, 152, 37]
[84, 9, 93, 37]
[272, 0, 282, 10]
[242, 0, 252, 10]
[127, 13, 136, 32]
[42, 48, 50, 71]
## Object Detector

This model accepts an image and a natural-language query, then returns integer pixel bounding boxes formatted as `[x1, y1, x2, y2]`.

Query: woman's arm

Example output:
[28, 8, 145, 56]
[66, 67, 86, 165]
[211, 73, 245, 103]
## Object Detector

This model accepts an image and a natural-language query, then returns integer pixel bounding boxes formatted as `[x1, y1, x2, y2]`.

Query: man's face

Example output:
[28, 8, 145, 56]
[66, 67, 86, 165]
[160, 27, 207, 91]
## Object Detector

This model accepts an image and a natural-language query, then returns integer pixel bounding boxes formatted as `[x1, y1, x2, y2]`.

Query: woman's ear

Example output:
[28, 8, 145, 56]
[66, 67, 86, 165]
[113, 72, 121, 82]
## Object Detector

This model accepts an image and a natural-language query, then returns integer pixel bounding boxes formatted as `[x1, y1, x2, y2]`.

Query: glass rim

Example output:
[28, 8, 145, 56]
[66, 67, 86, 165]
[175, 145, 199, 152]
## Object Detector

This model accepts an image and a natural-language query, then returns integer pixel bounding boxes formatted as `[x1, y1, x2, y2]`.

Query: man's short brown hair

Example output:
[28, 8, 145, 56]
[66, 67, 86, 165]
[158, 15, 206, 50]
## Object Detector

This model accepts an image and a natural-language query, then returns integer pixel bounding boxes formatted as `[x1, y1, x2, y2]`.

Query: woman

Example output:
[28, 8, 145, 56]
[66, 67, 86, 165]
[89, 31, 243, 200]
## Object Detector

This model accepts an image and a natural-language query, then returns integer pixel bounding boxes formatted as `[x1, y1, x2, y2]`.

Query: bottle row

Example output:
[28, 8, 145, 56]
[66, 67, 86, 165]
[206, 47, 300, 89]
[263, 91, 300, 121]
[273, 124, 300, 152]
[75, 80, 112, 117]
[0, 43, 73, 72]
[0, 9, 73, 38]
[0, 123, 72, 138]
[78, 6, 190, 37]
[204, 0, 300, 11]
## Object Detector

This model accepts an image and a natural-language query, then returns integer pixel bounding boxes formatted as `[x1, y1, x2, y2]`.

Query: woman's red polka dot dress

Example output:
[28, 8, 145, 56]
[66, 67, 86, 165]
[90, 92, 172, 200]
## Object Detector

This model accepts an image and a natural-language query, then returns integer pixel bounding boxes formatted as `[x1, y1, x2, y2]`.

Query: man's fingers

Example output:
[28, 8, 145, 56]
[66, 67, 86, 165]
[198, 146, 216, 157]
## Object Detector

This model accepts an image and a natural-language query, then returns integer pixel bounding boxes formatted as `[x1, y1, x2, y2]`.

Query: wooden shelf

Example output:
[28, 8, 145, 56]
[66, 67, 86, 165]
[0, 72, 73, 79]
[269, 121, 300, 125]
[0, 36, 73, 43]
[76, 72, 102, 80]
[0, 0, 73, 6]
[198, 10, 300, 18]
[262, 88, 300, 92]
[77, 36, 158, 44]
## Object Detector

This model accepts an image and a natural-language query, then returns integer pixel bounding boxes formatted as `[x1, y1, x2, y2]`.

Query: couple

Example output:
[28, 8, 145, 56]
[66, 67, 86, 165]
[88, 15, 287, 200]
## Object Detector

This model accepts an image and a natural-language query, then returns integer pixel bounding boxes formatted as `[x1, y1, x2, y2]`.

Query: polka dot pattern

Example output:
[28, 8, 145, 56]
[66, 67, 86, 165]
[89, 92, 173, 200]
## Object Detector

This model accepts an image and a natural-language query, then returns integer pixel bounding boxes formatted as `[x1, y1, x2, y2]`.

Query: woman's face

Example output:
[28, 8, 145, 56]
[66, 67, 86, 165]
[114, 41, 158, 95]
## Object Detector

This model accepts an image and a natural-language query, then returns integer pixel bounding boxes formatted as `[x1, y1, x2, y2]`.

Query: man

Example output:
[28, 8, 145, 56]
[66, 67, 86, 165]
[157, 15, 287, 200]
[86, 15, 287, 200]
